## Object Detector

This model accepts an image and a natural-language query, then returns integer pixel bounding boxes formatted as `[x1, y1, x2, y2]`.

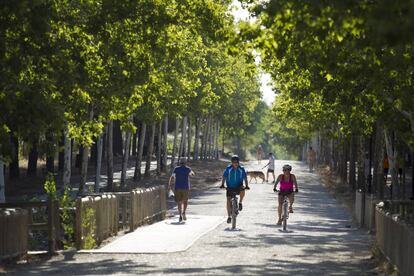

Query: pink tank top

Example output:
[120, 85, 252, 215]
[280, 174, 294, 191]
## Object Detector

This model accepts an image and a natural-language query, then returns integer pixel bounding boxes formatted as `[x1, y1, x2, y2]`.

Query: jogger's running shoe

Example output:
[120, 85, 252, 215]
[227, 217, 231, 224]
[182, 213, 187, 221]
[238, 202, 243, 211]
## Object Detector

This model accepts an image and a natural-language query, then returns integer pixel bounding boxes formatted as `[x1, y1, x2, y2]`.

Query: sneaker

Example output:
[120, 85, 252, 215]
[179, 215, 183, 222]
[277, 218, 282, 225]
[289, 206, 294, 213]
[238, 202, 243, 211]
[227, 217, 231, 224]
[182, 213, 187, 221]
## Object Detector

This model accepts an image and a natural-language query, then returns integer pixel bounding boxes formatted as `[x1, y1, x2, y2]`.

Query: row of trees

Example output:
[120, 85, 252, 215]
[241, 0, 414, 199]
[0, 0, 262, 202]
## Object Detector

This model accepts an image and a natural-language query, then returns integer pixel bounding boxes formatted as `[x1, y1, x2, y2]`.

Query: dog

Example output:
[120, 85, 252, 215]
[247, 171, 265, 183]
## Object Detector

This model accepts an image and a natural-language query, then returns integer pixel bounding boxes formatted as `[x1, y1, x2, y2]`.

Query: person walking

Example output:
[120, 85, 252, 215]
[307, 146, 316, 172]
[168, 157, 195, 222]
[263, 152, 276, 183]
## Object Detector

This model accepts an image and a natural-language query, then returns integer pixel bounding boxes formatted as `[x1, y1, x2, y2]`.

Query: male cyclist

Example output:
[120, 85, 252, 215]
[220, 155, 250, 224]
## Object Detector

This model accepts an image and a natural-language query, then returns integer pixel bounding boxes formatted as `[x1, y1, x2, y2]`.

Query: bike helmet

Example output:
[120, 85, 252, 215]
[282, 164, 292, 171]
[231, 155, 240, 163]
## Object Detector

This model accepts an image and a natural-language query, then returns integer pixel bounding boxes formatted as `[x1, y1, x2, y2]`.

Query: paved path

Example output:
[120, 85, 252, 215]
[11, 160, 377, 275]
[82, 215, 225, 254]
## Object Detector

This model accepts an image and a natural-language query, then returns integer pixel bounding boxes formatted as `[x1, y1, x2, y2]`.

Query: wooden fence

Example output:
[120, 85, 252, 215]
[0, 200, 59, 258]
[129, 185, 167, 231]
[0, 208, 28, 260]
[75, 186, 167, 249]
[75, 194, 118, 249]
[375, 201, 414, 276]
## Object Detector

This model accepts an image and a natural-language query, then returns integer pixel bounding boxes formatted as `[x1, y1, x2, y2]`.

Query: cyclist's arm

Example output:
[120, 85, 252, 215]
[221, 170, 228, 188]
[273, 175, 281, 190]
[292, 174, 298, 190]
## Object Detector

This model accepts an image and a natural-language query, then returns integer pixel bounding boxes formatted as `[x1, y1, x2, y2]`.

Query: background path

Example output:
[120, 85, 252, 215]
[9, 160, 377, 275]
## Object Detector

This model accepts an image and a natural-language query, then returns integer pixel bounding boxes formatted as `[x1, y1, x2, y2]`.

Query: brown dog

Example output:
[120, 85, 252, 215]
[247, 171, 265, 183]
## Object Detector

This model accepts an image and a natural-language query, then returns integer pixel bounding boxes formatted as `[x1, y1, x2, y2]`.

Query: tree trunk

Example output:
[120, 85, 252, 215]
[79, 145, 90, 195]
[357, 136, 365, 190]
[208, 116, 214, 159]
[106, 121, 114, 192]
[157, 121, 162, 175]
[121, 131, 132, 190]
[134, 122, 146, 181]
[384, 129, 399, 198]
[201, 117, 209, 160]
[9, 133, 19, 179]
[215, 120, 220, 159]
[132, 130, 138, 157]
[58, 134, 65, 172]
[171, 118, 180, 171]
[162, 114, 168, 173]
[27, 142, 38, 176]
[145, 123, 156, 177]
[193, 117, 200, 161]
[349, 135, 357, 191]
[63, 125, 72, 188]
[179, 116, 187, 158]
[94, 133, 103, 193]
[0, 157, 5, 203]
[373, 123, 385, 199]
[113, 120, 123, 156]
[187, 117, 192, 160]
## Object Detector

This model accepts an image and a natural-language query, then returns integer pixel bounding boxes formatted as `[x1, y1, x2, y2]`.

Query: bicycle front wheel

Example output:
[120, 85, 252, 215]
[231, 198, 238, 229]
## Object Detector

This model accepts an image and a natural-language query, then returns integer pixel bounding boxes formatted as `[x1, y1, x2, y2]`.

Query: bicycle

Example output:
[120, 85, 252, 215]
[228, 189, 239, 230]
[280, 193, 289, 231]
[274, 188, 298, 232]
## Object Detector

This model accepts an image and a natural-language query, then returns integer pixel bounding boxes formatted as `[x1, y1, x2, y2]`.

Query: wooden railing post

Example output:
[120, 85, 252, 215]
[47, 199, 57, 254]
[129, 191, 135, 232]
[75, 198, 82, 250]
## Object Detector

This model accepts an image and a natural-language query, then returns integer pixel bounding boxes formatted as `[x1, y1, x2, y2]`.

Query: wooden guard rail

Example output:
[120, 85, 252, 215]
[75, 186, 167, 249]
[129, 185, 167, 231]
[75, 194, 118, 250]
[0, 208, 28, 260]
[0, 200, 59, 258]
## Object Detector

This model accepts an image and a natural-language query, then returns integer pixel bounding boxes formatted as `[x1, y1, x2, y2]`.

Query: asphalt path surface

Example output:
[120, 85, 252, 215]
[10, 160, 377, 275]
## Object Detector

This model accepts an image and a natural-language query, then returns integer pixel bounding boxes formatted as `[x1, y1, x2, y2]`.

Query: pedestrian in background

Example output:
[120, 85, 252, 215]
[307, 146, 316, 172]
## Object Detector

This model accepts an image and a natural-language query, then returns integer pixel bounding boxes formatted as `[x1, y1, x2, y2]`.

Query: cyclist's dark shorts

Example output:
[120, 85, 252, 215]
[279, 189, 294, 197]
[226, 186, 244, 197]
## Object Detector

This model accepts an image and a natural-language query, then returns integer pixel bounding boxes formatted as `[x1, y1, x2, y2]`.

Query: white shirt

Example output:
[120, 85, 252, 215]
[268, 155, 275, 170]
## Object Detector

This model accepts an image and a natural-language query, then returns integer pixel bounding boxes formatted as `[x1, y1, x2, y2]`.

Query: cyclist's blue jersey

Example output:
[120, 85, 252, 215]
[223, 165, 246, 189]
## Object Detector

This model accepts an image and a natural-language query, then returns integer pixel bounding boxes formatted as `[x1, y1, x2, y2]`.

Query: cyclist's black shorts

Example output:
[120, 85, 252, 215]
[226, 186, 244, 197]
[279, 189, 294, 197]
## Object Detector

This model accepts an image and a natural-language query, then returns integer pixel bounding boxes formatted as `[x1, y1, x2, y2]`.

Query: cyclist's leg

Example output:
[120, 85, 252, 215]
[288, 193, 294, 212]
[226, 196, 232, 217]
[278, 195, 283, 219]
[239, 189, 245, 203]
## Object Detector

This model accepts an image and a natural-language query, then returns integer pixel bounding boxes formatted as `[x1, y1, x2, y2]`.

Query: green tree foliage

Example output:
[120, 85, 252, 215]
[242, 0, 414, 154]
[1, 0, 262, 162]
